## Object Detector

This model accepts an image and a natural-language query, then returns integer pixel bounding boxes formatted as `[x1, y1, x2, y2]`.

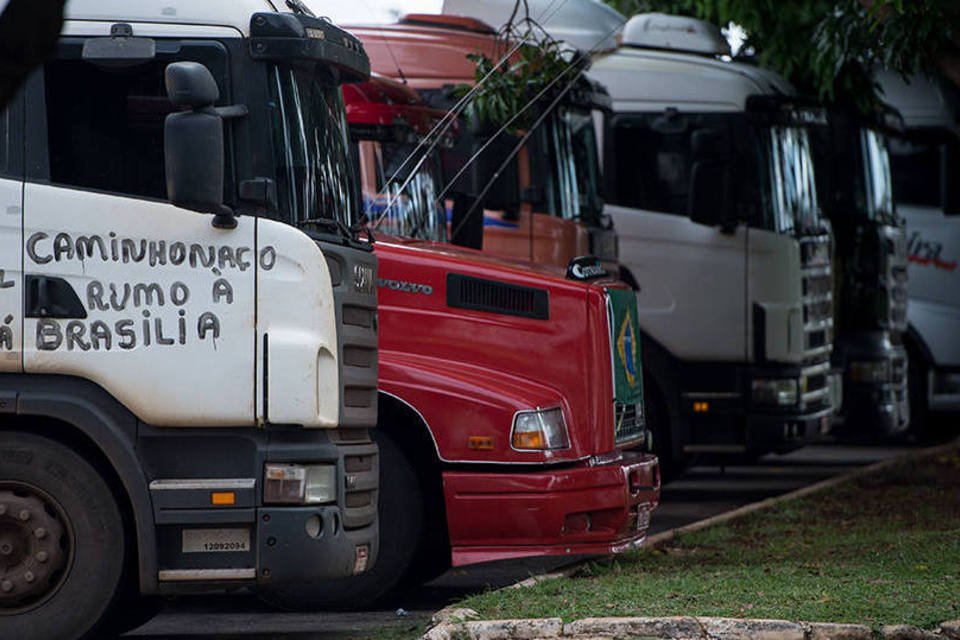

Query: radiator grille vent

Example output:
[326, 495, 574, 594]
[446, 273, 549, 320]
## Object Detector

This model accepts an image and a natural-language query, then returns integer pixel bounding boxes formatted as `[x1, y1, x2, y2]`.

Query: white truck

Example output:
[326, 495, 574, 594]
[588, 14, 836, 471]
[0, 1, 379, 638]
[877, 70, 960, 427]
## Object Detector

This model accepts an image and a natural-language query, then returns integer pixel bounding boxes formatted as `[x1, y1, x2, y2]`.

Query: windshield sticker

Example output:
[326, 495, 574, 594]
[908, 232, 957, 272]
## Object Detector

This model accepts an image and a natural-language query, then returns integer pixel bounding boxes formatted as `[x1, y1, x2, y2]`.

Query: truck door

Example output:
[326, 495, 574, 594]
[605, 113, 748, 362]
[20, 38, 257, 427]
[0, 92, 23, 372]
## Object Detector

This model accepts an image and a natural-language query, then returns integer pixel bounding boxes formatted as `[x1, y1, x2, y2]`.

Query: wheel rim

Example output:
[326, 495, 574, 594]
[0, 483, 71, 614]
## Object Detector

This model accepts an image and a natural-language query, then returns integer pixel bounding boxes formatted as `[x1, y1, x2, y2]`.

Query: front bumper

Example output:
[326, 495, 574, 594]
[832, 336, 909, 437]
[682, 362, 834, 456]
[442, 451, 660, 567]
[146, 432, 379, 594]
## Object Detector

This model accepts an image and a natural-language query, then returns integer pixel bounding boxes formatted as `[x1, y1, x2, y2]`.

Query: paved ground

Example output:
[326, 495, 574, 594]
[125, 443, 911, 640]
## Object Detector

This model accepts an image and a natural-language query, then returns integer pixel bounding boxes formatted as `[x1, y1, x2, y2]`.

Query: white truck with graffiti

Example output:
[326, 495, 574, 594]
[0, 1, 379, 638]
[878, 70, 960, 425]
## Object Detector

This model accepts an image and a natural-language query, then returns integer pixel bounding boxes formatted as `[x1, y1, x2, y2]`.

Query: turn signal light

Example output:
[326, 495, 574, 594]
[211, 492, 236, 506]
[693, 401, 710, 413]
[512, 431, 544, 450]
[468, 436, 495, 450]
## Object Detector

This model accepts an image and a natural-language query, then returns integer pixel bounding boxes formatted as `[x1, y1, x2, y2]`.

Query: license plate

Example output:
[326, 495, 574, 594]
[637, 509, 651, 531]
[182, 528, 250, 554]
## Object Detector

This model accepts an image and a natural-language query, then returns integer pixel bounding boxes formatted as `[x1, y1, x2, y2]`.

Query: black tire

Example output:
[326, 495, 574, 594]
[645, 375, 686, 482]
[0, 431, 125, 640]
[258, 431, 423, 610]
[906, 345, 931, 442]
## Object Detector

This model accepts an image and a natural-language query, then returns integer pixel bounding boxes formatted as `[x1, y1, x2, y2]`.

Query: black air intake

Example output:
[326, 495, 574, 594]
[447, 274, 549, 320]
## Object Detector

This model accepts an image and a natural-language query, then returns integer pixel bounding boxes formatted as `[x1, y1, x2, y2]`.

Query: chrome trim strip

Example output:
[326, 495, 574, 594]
[149, 479, 256, 491]
[158, 568, 256, 582]
[800, 362, 832, 377]
[804, 319, 834, 332]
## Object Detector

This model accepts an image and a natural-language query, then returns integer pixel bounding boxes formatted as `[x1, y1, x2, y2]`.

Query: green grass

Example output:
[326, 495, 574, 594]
[458, 447, 960, 629]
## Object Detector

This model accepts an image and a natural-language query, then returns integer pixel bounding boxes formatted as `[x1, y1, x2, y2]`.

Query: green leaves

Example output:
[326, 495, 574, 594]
[454, 0, 578, 133]
[603, 0, 960, 114]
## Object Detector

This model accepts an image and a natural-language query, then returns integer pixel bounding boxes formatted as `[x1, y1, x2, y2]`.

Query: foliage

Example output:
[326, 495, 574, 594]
[460, 447, 960, 627]
[453, 0, 580, 133]
[602, 0, 960, 113]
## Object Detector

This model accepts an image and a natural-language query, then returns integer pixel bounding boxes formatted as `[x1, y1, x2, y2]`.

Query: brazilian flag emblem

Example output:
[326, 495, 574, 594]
[608, 289, 643, 405]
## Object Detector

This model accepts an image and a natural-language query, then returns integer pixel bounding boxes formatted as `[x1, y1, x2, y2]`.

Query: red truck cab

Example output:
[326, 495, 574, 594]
[263, 74, 659, 609]
[347, 14, 619, 273]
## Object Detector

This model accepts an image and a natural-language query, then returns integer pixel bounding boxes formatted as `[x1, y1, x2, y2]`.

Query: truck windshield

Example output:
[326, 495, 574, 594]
[545, 109, 582, 221]
[567, 109, 604, 224]
[270, 64, 361, 236]
[358, 139, 447, 242]
[859, 128, 896, 224]
[761, 125, 822, 235]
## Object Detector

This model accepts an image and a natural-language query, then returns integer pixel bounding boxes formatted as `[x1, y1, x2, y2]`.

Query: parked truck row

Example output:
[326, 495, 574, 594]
[1, 0, 954, 638]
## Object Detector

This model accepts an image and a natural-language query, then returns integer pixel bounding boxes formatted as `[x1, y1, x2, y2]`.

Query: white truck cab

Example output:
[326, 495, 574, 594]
[878, 70, 960, 422]
[589, 14, 835, 470]
[0, 2, 379, 637]
[431, 3, 836, 471]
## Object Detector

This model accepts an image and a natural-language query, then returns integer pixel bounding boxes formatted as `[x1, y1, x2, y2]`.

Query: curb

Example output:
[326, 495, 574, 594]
[423, 615, 960, 640]
[426, 440, 959, 639]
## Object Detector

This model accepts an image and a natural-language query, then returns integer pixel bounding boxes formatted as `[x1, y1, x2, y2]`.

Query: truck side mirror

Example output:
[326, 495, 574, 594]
[688, 128, 736, 233]
[164, 62, 235, 229]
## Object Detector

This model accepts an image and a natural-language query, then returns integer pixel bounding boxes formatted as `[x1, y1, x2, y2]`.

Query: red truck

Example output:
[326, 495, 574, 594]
[347, 14, 619, 273]
[263, 73, 660, 609]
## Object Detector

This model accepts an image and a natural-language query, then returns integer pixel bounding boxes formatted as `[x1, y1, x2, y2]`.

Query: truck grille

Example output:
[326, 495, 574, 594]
[341, 448, 378, 530]
[800, 362, 832, 411]
[325, 248, 379, 429]
[800, 234, 834, 364]
[884, 226, 909, 332]
[614, 402, 645, 445]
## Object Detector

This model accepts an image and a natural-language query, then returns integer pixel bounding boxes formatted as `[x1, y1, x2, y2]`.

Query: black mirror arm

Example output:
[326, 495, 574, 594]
[212, 104, 249, 119]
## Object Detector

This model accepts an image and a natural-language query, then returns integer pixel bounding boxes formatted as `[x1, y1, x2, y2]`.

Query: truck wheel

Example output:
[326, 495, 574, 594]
[906, 346, 931, 442]
[258, 431, 423, 610]
[0, 432, 125, 640]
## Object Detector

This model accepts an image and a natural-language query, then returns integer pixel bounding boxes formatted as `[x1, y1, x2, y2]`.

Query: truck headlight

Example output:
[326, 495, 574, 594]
[849, 360, 891, 384]
[511, 407, 570, 451]
[752, 379, 798, 406]
[264, 463, 337, 505]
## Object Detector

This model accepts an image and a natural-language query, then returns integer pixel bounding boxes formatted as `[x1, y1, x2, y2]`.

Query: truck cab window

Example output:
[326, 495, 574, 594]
[889, 137, 942, 208]
[41, 42, 231, 201]
[609, 114, 696, 216]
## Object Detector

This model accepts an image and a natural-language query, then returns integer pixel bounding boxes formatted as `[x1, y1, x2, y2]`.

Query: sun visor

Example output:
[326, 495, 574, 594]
[249, 12, 370, 83]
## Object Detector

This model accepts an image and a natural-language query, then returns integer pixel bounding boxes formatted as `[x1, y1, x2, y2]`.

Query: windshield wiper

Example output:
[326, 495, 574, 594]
[298, 217, 376, 247]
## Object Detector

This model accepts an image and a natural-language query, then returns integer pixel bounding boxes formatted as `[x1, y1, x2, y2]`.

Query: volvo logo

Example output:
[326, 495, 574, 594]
[353, 264, 374, 295]
[377, 279, 434, 296]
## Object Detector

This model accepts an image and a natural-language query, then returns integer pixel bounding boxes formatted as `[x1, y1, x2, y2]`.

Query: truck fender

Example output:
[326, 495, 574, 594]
[379, 353, 565, 463]
[1, 374, 157, 594]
